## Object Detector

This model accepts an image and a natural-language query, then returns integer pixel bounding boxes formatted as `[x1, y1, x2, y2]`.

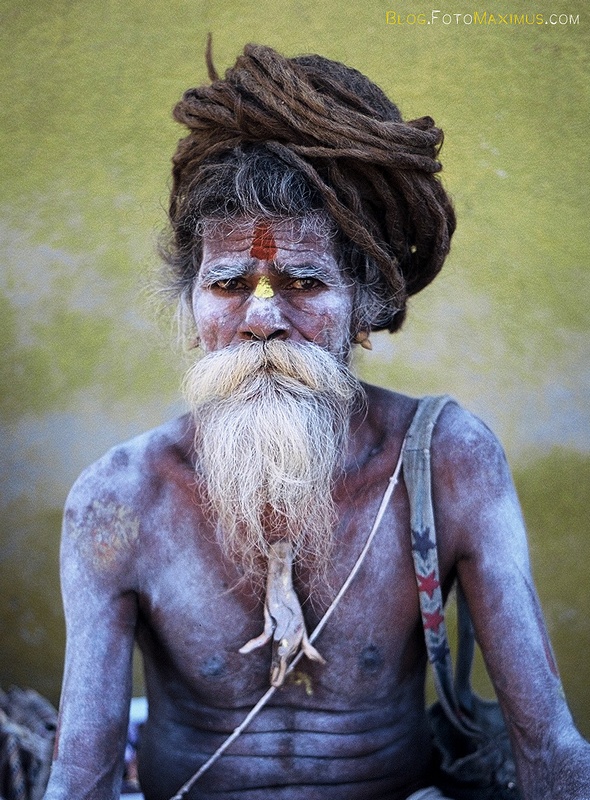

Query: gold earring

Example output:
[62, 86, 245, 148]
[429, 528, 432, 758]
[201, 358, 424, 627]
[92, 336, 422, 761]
[353, 331, 372, 350]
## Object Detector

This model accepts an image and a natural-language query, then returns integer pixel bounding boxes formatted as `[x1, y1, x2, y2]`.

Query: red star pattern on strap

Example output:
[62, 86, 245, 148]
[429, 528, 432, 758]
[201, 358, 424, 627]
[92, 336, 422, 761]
[423, 608, 445, 633]
[417, 570, 440, 599]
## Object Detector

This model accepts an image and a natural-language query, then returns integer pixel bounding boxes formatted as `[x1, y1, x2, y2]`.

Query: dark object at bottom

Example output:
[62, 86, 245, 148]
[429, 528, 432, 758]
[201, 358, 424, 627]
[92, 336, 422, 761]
[430, 691, 519, 800]
[0, 686, 57, 800]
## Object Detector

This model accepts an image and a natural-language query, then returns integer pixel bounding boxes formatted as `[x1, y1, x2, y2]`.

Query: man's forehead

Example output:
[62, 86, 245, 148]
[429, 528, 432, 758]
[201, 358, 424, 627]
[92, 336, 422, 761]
[200, 217, 337, 259]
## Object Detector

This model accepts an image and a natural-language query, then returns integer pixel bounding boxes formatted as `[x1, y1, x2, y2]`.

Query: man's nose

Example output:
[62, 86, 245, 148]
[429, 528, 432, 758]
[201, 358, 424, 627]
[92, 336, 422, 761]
[239, 296, 291, 342]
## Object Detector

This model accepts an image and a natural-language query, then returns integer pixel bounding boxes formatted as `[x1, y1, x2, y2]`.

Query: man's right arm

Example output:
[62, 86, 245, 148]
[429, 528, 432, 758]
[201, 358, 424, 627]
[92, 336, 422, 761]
[44, 465, 140, 800]
[431, 404, 590, 799]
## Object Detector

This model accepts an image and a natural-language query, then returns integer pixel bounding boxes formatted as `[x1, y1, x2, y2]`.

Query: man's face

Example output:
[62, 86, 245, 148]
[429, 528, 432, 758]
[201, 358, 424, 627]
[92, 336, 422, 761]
[192, 217, 355, 358]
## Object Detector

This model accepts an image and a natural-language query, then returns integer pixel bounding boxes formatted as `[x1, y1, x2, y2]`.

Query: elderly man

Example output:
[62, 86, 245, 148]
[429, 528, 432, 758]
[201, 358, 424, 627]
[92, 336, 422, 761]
[44, 45, 590, 800]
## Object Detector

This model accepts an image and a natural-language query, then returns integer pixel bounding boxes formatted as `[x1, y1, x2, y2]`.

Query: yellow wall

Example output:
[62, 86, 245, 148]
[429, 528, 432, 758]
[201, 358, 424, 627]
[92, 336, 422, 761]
[1, 0, 588, 735]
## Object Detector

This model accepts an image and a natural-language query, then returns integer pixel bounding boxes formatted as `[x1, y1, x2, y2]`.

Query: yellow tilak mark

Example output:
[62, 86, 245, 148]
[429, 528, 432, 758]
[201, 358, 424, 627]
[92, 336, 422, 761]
[253, 275, 274, 299]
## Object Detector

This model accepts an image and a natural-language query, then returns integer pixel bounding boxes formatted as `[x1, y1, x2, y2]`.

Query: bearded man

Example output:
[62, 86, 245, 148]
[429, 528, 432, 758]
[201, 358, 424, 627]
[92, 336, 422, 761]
[44, 44, 590, 800]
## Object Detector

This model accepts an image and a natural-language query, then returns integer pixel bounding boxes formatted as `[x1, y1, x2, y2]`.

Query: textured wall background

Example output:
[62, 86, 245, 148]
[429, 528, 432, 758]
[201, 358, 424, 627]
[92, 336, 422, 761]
[1, 0, 588, 734]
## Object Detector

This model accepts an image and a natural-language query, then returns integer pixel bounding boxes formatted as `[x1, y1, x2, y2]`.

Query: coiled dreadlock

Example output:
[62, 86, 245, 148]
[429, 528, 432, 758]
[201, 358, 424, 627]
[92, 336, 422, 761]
[165, 41, 456, 333]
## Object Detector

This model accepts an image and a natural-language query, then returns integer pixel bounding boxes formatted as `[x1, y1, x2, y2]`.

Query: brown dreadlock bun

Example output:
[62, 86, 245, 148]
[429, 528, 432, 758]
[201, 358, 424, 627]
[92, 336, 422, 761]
[170, 43, 456, 333]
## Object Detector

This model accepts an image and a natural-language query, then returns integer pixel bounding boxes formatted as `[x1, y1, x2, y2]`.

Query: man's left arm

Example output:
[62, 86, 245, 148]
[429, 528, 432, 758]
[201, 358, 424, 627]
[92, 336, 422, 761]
[432, 404, 590, 800]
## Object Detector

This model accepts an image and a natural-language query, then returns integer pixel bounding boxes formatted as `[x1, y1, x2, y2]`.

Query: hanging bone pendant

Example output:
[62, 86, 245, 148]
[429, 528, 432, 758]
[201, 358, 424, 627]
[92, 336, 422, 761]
[239, 540, 325, 687]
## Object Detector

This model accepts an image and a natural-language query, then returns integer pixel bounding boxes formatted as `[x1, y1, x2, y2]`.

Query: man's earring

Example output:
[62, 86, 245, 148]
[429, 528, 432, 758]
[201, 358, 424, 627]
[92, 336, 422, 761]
[353, 331, 372, 350]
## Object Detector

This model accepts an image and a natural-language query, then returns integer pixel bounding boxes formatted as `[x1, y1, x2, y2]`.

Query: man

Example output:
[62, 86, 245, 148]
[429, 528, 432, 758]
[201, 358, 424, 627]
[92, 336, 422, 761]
[44, 44, 590, 800]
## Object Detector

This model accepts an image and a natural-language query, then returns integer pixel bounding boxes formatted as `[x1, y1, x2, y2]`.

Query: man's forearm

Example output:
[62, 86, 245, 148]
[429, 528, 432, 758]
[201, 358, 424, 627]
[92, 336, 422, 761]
[516, 730, 590, 800]
[44, 755, 125, 800]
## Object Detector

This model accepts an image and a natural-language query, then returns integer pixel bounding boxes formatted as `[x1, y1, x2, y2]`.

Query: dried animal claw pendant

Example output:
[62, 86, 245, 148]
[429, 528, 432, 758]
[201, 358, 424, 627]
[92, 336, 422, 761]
[239, 540, 325, 687]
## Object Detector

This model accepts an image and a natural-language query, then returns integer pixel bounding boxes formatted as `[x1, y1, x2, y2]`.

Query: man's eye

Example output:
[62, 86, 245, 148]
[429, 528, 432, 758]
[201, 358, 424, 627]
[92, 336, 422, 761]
[211, 278, 245, 291]
[288, 277, 322, 291]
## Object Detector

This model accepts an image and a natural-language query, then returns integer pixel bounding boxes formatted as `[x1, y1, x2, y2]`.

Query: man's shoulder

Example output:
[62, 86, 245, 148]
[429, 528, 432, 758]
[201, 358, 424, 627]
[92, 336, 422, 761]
[361, 383, 418, 433]
[366, 385, 497, 440]
[65, 414, 195, 512]
[432, 397, 507, 469]
[425, 398, 515, 530]
[363, 385, 507, 472]
[403, 396, 516, 561]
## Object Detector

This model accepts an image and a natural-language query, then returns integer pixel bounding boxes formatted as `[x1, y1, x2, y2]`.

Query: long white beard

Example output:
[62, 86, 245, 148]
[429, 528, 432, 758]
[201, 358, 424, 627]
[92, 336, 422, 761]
[182, 340, 363, 590]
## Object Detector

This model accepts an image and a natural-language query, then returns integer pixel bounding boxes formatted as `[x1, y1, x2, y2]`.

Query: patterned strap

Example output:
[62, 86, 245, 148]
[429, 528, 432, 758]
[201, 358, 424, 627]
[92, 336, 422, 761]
[402, 395, 480, 737]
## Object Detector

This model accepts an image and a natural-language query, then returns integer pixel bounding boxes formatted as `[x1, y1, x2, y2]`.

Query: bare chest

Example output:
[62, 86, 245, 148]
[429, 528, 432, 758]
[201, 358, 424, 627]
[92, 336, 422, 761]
[135, 471, 429, 712]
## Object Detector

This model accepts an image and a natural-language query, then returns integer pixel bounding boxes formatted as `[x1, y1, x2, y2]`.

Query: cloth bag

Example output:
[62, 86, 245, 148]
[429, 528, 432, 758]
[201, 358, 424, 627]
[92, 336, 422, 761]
[402, 396, 521, 800]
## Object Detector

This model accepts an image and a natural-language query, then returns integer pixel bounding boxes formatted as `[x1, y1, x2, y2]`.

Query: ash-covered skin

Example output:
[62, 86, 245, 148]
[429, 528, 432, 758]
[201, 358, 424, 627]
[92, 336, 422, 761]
[193, 218, 355, 359]
[44, 219, 590, 800]
[67, 500, 140, 569]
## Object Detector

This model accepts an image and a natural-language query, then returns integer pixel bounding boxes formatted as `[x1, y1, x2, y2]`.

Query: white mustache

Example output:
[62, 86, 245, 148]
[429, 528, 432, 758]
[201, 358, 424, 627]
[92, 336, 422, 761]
[182, 340, 359, 406]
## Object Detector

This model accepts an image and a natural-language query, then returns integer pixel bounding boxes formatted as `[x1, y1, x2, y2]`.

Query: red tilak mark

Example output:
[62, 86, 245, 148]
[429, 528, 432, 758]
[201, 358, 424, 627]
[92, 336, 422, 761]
[250, 222, 277, 260]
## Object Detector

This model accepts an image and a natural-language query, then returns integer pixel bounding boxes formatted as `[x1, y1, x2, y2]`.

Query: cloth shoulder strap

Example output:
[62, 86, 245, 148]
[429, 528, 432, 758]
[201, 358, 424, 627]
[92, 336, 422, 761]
[402, 395, 480, 736]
